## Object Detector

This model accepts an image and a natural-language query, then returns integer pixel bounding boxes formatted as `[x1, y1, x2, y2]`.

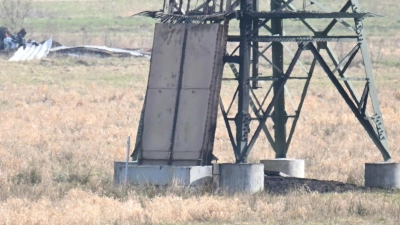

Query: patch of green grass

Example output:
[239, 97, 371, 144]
[17, 0, 400, 50]
[26, 16, 155, 34]
[0, 57, 149, 88]
[380, 59, 400, 68]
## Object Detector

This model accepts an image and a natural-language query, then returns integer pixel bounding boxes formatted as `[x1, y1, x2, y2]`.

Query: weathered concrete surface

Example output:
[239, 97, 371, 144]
[139, 23, 226, 165]
[365, 162, 400, 189]
[213, 163, 264, 194]
[261, 159, 305, 178]
[114, 162, 212, 186]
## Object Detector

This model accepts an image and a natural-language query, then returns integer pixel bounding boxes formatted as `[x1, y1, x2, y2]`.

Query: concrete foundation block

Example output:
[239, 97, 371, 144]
[114, 162, 212, 186]
[261, 159, 305, 178]
[365, 162, 400, 189]
[213, 163, 264, 194]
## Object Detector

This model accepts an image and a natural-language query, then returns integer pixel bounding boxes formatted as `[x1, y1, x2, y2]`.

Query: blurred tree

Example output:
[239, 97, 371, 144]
[0, 0, 32, 33]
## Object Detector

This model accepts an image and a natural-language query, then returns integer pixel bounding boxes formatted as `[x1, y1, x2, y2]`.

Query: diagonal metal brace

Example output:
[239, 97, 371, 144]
[308, 43, 391, 161]
[225, 61, 276, 152]
[240, 43, 306, 161]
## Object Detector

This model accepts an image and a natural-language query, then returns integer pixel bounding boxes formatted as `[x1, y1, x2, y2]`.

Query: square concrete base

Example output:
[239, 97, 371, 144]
[114, 162, 212, 186]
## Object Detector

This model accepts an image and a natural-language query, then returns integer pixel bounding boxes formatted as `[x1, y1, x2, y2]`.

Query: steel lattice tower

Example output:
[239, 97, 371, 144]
[133, 0, 391, 164]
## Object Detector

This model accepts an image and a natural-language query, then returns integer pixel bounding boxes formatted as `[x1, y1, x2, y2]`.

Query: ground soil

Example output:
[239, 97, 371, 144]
[264, 176, 367, 194]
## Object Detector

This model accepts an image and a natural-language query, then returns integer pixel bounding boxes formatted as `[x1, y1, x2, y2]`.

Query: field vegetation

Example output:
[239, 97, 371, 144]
[0, 0, 400, 224]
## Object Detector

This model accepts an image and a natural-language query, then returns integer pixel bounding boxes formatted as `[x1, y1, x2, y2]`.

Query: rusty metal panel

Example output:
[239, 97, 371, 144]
[141, 23, 185, 162]
[171, 24, 226, 163]
[140, 23, 226, 165]
[181, 25, 221, 89]
[142, 89, 176, 155]
[147, 24, 185, 89]
[173, 89, 210, 154]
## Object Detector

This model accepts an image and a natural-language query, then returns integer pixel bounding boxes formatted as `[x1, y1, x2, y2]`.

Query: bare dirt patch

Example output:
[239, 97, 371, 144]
[265, 176, 366, 194]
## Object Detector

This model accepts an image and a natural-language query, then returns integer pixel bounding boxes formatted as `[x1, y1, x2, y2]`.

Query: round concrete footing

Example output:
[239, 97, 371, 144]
[365, 162, 400, 189]
[261, 159, 305, 178]
[213, 163, 264, 194]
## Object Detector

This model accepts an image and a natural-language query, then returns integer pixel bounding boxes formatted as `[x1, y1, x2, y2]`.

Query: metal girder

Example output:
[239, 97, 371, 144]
[234, 0, 253, 163]
[244, 44, 306, 160]
[192, 0, 212, 12]
[219, 96, 238, 158]
[286, 55, 315, 151]
[308, 0, 388, 150]
[252, 0, 259, 89]
[307, 42, 391, 161]
[246, 11, 377, 19]
[220, 60, 276, 156]
[220, 44, 306, 162]
[316, 0, 355, 35]
[228, 35, 359, 42]
[325, 45, 361, 107]
[246, 0, 294, 37]
[351, 0, 390, 157]
[358, 83, 369, 115]
[284, 44, 316, 151]
[331, 43, 360, 74]
[270, 0, 287, 158]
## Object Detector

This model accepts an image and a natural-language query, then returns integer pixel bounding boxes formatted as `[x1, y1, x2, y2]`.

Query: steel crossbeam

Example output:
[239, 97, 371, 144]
[228, 35, 359, 42]
[245, 11, 376, 19]
[308, 43, 390, 160]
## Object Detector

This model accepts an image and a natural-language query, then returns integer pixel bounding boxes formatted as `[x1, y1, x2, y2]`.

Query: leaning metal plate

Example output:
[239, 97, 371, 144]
[140, 23, 225, 165]
[181, 24, 221, 89]
[141, 23, 185, 161]
[147, 24, 185, 89]
[141, 89, 177, 158]
[173, 89, 210, 158]
[172, 24, 224, 162]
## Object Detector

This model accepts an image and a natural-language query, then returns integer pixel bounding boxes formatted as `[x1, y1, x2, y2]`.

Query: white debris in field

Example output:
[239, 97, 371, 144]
[8, 40, 152, 61]
[9, 38, 53, 61]
[49, 45, 151, 58]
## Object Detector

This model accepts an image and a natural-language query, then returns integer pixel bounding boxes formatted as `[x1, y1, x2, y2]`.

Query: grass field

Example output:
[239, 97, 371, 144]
[0, 0, 400, 224]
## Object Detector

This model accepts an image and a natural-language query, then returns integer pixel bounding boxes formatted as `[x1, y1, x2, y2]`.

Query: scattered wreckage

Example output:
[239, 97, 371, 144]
[48, 45, 151, 59]
[0, 27, 29, 50]
[1, 28, 150, 61]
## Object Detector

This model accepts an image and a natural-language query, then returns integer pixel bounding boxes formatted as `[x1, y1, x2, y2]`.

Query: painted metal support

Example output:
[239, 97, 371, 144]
[308, 43, 391, 161]
[351, 0, 390, 159]
[245, 44, 305, 159]
[286, 48, 317, 151]
[251, 0, 259, 89]
[271, 0, 287, 158]
[235, 0, 253, 163]
[245, 11, 375, 19]
[228, 36, 359, 42]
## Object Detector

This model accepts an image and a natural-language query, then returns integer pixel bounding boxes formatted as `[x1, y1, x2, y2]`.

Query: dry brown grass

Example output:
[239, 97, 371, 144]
[1, 188, 400, 224]
[1, 0, 400, 221]
[0, 52, 399, 224]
